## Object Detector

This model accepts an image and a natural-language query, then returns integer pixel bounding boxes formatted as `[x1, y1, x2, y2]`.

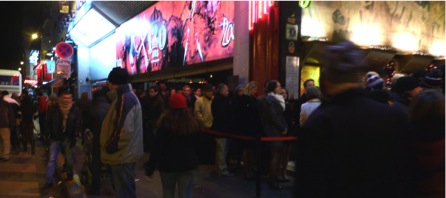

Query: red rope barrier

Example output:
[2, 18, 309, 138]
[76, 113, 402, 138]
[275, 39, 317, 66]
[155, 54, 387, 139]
[201, 129, 298, 141]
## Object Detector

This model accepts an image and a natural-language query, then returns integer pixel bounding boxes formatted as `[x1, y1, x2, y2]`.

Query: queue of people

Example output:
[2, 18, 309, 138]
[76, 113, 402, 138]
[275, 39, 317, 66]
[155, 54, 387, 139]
[1, 41, 443, 198]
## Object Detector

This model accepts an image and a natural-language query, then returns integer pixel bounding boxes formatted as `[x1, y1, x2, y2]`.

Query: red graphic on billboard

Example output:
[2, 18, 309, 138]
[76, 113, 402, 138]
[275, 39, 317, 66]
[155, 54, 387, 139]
[116, 1, 235, 75]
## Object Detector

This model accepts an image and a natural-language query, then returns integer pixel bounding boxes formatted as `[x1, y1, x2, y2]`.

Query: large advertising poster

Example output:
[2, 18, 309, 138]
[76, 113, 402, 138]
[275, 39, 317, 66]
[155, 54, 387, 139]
[116, 1, 235, 75]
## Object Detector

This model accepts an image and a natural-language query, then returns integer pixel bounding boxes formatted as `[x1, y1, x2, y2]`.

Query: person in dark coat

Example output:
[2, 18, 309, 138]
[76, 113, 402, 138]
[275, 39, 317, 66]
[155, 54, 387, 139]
[260, 80, 288, 190]
[2, 91, 20, 154]
[142, 84, 166, 153]
[42, 90, 80, 189]
[211, 83, 233, 176]
[295, 41, 414, 198]
[19, 89, 37, 154]
[150, 93, 201, 198]
[409, 89, 445, 197]
[84, 87, 110, 194]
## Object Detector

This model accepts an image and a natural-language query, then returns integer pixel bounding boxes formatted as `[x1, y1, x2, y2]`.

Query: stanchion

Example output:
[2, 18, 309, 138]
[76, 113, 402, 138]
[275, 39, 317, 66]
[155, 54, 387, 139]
[255, 135, 262, 197]
[200, 129, 297, 197]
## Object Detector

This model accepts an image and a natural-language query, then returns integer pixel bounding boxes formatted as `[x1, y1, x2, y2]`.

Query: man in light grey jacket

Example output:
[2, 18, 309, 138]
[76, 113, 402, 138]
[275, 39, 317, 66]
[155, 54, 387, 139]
[101, 67, 143, 198]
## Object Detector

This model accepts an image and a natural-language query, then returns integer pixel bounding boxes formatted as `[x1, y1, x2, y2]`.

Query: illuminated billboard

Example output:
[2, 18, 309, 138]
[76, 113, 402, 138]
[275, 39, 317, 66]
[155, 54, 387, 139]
[116, 1, 235, 75]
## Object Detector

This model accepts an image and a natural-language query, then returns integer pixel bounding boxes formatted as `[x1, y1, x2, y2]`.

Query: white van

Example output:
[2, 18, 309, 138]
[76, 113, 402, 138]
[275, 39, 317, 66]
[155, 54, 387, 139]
[0, 69, 22, 96]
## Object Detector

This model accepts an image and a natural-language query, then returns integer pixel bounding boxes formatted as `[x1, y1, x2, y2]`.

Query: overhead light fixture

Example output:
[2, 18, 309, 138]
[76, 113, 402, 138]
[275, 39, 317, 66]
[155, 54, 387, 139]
[68, 3, 116, 47]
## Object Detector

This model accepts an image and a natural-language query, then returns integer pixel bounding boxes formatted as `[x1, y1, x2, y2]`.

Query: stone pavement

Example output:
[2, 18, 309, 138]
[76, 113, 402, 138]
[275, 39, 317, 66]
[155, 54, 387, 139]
[0, 140, 65, 198]
[65, 151, 296, 198]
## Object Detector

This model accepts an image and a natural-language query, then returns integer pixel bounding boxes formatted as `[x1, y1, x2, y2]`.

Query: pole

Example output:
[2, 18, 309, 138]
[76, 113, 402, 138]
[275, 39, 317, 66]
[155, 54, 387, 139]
[255, 135, 262, 197]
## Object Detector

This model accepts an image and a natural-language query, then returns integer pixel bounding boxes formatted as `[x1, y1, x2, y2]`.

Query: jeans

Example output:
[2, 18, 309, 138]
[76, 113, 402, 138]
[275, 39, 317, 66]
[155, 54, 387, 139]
[110, 163, 137, 198]
[215, 137, 229, 175]
[46, 139, 73, 183]
[160, 169, 197, 198]
[0, 128, 11, 159]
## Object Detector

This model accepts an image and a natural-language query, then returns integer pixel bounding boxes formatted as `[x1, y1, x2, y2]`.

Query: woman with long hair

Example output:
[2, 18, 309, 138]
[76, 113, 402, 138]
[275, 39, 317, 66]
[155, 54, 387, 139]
[259, 80, 288, 190]
[151, 93, 201, 198]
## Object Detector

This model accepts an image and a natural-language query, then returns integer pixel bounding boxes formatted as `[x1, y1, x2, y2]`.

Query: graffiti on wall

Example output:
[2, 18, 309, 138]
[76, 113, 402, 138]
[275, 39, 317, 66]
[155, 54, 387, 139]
[116, 1, 235, 75]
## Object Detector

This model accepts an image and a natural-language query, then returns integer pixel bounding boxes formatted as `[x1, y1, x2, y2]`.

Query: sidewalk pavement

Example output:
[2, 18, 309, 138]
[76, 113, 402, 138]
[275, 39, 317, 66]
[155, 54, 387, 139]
[64, 149, 296, 198]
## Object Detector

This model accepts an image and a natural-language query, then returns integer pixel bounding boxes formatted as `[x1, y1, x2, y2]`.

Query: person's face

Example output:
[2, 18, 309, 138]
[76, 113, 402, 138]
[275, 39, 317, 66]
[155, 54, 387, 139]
[148, 88, 158, 97]
[183, 87, 191, 96]
[60, 94, 73, 105]
[221, 85, 229, 97]
[194, 89, 202, 97]
[204, 90, 214, 100]
[305, 81, 315, 88]
[281, 88, 288, 100]
[170, 89, 176, 95]
[249, 87, 257, 96]
[238, 88, 245, 96]
[108, 82, 118, 90]
[274, 82, 282, 95]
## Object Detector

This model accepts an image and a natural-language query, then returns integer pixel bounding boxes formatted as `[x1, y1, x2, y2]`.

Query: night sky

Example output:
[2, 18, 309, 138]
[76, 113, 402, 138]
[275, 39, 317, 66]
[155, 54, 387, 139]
[0, 2, 48, 70]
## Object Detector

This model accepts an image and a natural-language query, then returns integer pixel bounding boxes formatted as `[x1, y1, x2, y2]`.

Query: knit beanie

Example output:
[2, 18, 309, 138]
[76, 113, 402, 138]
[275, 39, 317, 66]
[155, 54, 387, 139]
[422, 68, 443, 89]
[321, 41, 367, 84]
[108, 67, 129, 85]
[393, 76, 420, 93]
[366, 75, 384, 89]
[169, 93, 187, 109]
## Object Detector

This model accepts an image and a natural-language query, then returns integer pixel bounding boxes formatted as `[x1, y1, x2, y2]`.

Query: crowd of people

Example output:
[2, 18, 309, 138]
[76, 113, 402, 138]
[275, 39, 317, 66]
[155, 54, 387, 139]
[0, 41, 444, 198]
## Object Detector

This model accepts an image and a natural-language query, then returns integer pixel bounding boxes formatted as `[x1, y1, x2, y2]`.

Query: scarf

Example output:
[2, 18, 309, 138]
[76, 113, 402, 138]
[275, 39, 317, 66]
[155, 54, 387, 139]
[268, 92, 285, 111]
[59, 100, 73, 131]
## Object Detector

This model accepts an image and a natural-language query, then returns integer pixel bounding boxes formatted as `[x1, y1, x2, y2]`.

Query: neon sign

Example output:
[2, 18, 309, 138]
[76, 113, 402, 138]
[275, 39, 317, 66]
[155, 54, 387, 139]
[299, 0, 311, 8]
[249, 1, 274, 30]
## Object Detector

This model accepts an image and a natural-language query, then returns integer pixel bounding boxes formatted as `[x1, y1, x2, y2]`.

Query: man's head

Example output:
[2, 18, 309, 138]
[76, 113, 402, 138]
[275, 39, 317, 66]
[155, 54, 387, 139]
[216, 83, 229, 97]
[194, 88, 202, 97]
[148, 85, 159, 98]
[303, 79, 315, 89]
[182, 85, 191, 97]
[107, 67, 129, 89]
[59, 90, 73, 105]
[203, 84, 214, 100]
[319, 42, 367, 97]
[393, 76, 422, 97]
[1, 90, 9, 96]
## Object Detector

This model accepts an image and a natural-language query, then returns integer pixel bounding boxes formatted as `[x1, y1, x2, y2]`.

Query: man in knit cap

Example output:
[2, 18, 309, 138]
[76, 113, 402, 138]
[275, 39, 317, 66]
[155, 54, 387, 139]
[296, 42, 414, 197]
[101, 67, 143, 197]
[391, 76, 423, 116]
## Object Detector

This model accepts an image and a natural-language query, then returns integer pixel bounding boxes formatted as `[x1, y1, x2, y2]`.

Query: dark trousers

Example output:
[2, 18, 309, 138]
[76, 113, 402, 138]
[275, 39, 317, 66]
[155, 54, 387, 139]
[10, 126, 20, 152]
[21, 121, 35, 153]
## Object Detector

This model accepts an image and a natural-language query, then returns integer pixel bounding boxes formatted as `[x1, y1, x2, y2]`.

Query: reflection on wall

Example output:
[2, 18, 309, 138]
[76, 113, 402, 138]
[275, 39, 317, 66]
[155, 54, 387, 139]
[302, 1, 445, 55]
[116, 1, 235, 75]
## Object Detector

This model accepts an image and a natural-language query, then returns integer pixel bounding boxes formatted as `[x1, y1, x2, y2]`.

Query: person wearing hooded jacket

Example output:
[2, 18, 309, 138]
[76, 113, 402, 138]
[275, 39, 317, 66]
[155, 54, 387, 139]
[100, 67, 143, 198]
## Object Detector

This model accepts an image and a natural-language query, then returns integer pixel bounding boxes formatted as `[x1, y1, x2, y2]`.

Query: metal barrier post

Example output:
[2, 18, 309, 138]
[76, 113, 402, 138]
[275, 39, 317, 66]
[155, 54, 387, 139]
[255, 135, 262, 197]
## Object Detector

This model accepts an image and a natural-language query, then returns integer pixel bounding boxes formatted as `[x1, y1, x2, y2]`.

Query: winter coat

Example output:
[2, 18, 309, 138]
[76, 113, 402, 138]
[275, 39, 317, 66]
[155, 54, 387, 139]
[46, 103, 80, 143]
[296, 88, 414, 198]
[100, 84, 144, 164]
